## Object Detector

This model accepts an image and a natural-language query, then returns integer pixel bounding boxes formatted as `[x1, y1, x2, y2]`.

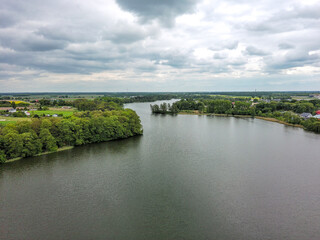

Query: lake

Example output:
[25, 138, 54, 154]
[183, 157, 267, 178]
[1, 100, 320, 240]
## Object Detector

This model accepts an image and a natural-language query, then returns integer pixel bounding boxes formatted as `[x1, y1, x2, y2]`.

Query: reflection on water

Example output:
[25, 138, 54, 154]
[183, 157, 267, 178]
[1, 101, 320, 240]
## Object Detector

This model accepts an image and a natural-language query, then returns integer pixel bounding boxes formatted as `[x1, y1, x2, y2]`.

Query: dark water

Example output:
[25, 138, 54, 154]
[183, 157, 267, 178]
[1, 101, 320, 240]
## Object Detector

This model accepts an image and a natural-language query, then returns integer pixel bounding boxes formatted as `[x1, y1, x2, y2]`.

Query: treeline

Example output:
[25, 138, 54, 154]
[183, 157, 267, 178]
[151, 99, 320, 133]
[122, 95, 177, 103]
[37, 99, 72, 107]
[73, 96, 178, 111]
[72, 99, 123, 111]
[101, 95, 177, 104]
[0, 109, 142, 163]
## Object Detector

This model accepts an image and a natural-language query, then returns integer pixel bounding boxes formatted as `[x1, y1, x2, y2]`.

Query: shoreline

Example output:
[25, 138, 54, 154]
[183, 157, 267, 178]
[178, 112, 304, 128]
[178, 111, 252, 118]
[255, 116, 304, 128]
[5, 146, 75, 163]
[3, 134, 143, 164]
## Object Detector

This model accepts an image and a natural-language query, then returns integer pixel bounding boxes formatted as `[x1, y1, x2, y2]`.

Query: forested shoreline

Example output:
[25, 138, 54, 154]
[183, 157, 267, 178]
[151, 99, 320, 134]
[0, 100, 143, 163]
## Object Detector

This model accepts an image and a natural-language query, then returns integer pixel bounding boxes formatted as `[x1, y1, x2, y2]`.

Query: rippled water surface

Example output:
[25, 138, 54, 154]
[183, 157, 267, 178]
[1, 100, 320, 240]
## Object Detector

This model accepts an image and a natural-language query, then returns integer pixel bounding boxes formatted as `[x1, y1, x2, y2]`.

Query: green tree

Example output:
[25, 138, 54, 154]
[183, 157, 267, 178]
[11, 101, 16, 109]
[39, 128, 58, 152]
[4, 132, 23, 159]
[208, 100, 232, 114]
[160, 103, 168, 113]
[21, 132, 42, 157]
[0, 150, 6, 163]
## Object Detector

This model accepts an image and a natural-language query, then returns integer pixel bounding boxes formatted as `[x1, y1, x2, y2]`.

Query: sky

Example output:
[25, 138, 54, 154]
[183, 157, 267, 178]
[0, 0, 320, 92]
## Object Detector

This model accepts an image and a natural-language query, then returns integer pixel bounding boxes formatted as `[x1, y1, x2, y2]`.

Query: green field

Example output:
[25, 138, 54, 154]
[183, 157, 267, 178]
[0, 117, 31, 125]
[0, 120, 16, 125]
[0, 110, 75, 125]
[30, 110, 75, 117]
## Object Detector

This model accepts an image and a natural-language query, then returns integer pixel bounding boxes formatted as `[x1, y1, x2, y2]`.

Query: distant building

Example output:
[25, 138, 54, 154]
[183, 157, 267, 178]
[52, 114, 58, 117]
[46, 114, 51, 117]
[300, 113, 312, 119]
[313, 115, 320, 120]
[316, 110, 320, 115]
[8, 109, 16, 113]
[24, 111, 31, 116]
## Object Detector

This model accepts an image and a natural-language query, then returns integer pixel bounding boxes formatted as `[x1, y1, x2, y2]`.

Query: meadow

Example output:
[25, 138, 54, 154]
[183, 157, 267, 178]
[30, 109, 75, 117]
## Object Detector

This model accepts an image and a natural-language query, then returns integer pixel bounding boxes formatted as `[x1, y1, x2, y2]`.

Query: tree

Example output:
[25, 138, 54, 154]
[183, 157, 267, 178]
[11, 101, 16, 109]
[160, 103, 168, 113]
[150, 104, 160, 113]
[21, 132, 42, 157]
[197, 102, 205, 113]
[56, 119, 76, 146]
[4, 132, 23, 159]
[0, 150, 6, 163]
[208, 100, 232, 114]
[169, 103, 179, 114]
[39, 128, 58, 152]
[233, 101, 252, 115]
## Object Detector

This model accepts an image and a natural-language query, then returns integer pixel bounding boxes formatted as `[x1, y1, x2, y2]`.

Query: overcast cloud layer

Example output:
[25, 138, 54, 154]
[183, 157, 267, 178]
[0, 0, 320, 92]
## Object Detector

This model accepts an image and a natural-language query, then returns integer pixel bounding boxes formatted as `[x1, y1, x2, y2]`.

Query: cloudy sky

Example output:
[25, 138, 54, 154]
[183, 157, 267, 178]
[0, 0, 320, 92]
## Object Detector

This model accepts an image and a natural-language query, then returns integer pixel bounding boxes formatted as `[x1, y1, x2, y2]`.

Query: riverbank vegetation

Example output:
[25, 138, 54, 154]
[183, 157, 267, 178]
[0, 101, 143, 163]
[151, 98, 320, 134]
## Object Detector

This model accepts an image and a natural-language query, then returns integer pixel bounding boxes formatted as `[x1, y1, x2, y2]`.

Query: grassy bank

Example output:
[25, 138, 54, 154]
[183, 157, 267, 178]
[5, 146, 75, 163]
[255, 116, 304, 128]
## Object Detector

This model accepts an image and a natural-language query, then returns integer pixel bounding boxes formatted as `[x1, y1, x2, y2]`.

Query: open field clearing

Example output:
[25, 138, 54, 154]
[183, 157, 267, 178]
[0, 117, 31, 125]
[30, 110, 75, 117]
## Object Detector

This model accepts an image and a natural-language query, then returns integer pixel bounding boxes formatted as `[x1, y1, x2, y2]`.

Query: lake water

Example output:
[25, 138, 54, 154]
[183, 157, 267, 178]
[1, 100, 320, 240]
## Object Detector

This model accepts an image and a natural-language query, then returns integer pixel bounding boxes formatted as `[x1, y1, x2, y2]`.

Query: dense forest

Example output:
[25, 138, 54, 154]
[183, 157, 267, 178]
[151, 99, 320, 133]
[0, 101, 143, 163]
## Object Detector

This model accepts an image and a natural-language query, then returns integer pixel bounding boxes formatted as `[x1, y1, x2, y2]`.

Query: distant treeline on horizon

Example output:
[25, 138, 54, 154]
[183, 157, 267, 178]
[1, 91, 320, 98]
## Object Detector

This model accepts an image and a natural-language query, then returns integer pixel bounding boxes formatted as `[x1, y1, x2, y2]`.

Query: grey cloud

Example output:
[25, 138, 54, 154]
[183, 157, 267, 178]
[1, 0, 320, 91]
[244, 3, 320, 34]
[116, 0, 199, 27]
[104, 22, 158, 44]
[272, 3, 320, 20]
[278, 43, 295, 49]
[36, 26, 94, 43]
[228, 58, 247, 66]
[210, 41, 239, 51]
[0, 30, 66, 52]
[213, 53, 227, 59]
[23, 36, 67, 52]
[108, 31, 146, 44]
[0, 10, 21, 27]
[266, 50, 320, 71]
[224, 41, 239, 50]
[244, 46, 268, 56]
